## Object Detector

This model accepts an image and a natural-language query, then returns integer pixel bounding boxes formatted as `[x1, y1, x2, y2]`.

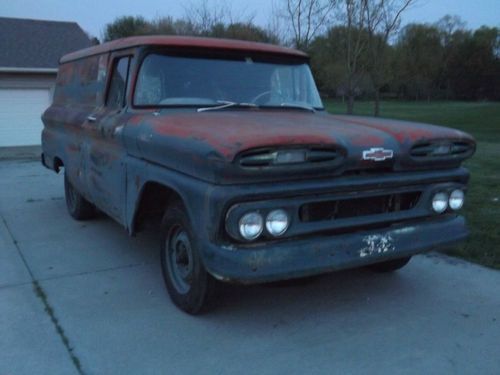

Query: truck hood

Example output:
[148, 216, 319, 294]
[125, 110, 475, 184]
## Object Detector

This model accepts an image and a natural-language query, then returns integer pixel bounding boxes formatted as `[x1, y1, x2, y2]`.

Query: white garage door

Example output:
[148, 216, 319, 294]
[0, 88, 51, 147]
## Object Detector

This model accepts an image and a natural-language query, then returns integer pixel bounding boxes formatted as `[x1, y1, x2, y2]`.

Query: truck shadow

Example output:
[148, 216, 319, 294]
[133, 221, 424, 318]
[214, 269, 418, 315]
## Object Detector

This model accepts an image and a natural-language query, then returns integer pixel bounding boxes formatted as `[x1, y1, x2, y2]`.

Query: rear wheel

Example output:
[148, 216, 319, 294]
[160, 200, 215, 314]
[64, 173, 95, 220]
[368, 256, 412, 272]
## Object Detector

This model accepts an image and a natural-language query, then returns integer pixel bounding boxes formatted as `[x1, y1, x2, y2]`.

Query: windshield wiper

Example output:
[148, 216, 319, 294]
[279, 102, 316, 112]
[259, 102, 316, 112]
[197, 100, 257, 113]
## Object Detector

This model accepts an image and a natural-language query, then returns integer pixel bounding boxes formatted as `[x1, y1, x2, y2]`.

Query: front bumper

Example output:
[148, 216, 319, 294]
[202, 215, 468, 284]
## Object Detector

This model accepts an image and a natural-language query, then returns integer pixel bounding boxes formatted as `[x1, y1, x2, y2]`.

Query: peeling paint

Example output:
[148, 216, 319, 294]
[113, 125, 124, 137]
[359, 234, 395, 258]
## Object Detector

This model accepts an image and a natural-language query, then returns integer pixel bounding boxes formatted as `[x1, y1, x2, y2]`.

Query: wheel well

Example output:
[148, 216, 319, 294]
[53, 157, 64, 173]
[133, 182, 182, 233]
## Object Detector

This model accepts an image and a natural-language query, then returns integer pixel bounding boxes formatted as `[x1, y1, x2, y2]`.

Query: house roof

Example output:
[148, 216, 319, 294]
[61, 35, 308, 63]
[0, 17, 92, 71]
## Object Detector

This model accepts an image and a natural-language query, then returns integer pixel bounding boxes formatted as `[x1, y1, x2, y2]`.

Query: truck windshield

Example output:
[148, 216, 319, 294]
[133, 53, 324, 110]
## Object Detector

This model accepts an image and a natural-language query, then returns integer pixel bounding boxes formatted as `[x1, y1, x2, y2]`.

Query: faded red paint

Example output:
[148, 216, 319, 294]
[330, 115, 473, 145]
[60, 35, 308, 64]
[136, 111, 471, 161]
[148, 112, 340, 159]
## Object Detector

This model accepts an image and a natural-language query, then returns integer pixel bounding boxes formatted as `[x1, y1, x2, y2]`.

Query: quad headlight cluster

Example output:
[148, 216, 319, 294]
[431, 189, 465, 214]
[238, 209, 290, 241]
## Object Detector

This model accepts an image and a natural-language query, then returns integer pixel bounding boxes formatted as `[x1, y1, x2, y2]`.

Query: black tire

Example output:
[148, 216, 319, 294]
[160, 200, 215, 314]
[64, 173, 95, 220]
[368, 256, 412, 273]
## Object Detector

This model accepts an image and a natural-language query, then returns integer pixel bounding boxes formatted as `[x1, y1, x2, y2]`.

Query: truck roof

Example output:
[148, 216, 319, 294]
[59, 35, 308, 63]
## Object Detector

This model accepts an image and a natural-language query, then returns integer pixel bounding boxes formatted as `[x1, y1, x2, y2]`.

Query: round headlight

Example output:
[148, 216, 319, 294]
[239, 212, 263, 240]
[449, 189, 465, 210]
[432, 192, 449, 213]
[266, 209, 289, 236]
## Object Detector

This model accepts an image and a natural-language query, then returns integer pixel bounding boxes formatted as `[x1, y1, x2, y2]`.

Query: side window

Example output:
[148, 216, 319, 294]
[77, 55, 100, 107]
[53, 55, 105, 107]
[53, 63, 74, 105]
[107, 57, 131, 108]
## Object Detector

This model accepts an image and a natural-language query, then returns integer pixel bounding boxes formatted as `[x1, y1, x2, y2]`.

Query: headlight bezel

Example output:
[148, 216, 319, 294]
[226, 205, 293, 242]
[430, 187, 466, 214]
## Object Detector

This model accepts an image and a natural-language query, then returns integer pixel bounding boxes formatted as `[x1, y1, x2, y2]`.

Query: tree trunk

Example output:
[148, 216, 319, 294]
[347, 95, 354, 114]
[374, 87, 381, 117]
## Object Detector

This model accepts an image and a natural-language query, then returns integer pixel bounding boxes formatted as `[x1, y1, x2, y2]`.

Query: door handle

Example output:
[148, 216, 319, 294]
[87, 115, 97, 122]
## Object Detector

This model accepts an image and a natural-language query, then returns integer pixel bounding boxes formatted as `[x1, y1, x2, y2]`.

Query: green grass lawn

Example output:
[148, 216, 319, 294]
[324, 100, 500, 269]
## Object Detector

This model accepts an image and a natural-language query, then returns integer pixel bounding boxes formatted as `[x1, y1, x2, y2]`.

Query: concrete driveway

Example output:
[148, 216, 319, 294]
[1, 159, 499, 375]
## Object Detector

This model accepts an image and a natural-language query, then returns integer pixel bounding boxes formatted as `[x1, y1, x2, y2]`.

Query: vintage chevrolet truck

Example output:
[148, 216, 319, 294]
[41, 36, 475, 313]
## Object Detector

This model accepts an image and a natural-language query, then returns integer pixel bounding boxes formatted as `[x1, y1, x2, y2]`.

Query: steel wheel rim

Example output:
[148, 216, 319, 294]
[166, 225, 193, 295]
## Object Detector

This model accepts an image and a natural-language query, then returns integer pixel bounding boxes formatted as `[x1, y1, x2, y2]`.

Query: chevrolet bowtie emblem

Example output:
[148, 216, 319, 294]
[362, 147, 394, 161]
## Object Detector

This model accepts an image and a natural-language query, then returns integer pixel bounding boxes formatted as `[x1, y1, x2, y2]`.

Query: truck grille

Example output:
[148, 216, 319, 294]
[238, 147, 344, 168]
[299, 192, 421, 223]
[410, 141, 474, 159]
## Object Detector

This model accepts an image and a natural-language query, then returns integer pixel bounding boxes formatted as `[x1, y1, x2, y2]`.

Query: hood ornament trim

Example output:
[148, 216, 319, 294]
[362, 147, 394, 161]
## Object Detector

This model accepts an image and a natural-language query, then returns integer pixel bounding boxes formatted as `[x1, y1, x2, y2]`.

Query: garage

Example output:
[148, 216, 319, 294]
[0, 16, 92, 148]
[0, 88, 51, 147]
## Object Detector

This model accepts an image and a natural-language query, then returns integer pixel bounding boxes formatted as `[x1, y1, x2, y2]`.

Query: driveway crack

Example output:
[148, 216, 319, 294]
[1, 216, 85, 375]
[39, 261, 154, 283]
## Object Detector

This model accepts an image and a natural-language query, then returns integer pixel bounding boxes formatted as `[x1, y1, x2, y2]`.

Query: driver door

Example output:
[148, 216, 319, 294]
[85, 53, 133, 223]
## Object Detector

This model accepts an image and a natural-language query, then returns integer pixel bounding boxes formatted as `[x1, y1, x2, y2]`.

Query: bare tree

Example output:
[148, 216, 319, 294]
[435, 15, 466, 99]
[341, 0, 369, 114]
[282, 0, 337, 49]
[183, 0, 227, 34]
[436, 15, 466, 46]
[365, 0, 415, 116]
[183, 0, 254, 35]
[267, 1, 288, 45]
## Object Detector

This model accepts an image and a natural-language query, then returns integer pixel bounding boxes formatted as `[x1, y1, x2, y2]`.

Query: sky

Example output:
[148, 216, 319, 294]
[1, 0, 499, 39]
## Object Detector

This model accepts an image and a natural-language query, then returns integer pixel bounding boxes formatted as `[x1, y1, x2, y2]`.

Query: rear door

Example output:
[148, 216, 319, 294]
[44, 55, 107, 199]
[84, 53, 133, 223]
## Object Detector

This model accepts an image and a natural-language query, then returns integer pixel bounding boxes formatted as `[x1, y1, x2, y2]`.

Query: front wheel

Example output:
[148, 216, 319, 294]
[160, 200, 215, 314]
[367, 256, 412, 273]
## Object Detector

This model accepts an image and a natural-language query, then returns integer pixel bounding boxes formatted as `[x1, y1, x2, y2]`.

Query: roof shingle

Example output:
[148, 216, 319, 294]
[0, 17, 92, 69]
